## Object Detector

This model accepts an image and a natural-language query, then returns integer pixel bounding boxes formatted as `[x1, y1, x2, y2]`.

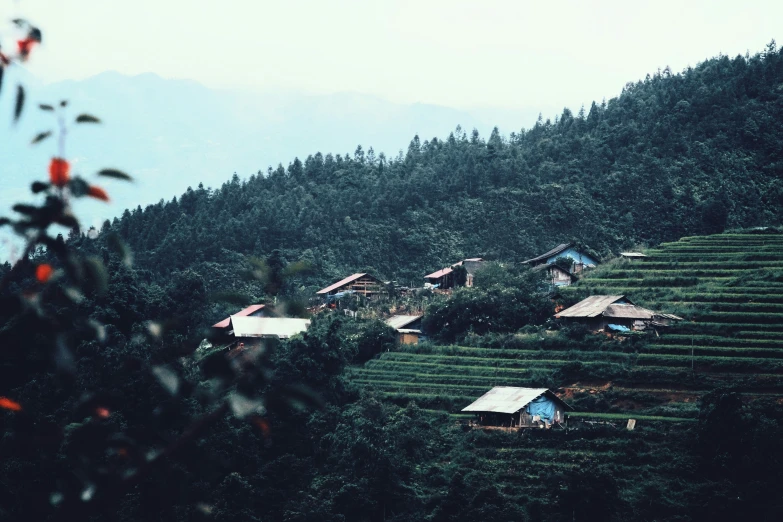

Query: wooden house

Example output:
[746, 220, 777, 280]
[212, 304, 266, 331]
[316, 273, 384, 300]
[532, 263, 577, 287]
[424, 258, 486, 289]
[523, 243, 599, 274]
[555, 295, 656, 331]
[385, 315, 424, 345]
[462, 387, 573, 428]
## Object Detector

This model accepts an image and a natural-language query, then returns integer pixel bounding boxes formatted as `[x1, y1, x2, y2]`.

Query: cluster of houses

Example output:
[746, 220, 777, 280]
[208, 243, 675, 429]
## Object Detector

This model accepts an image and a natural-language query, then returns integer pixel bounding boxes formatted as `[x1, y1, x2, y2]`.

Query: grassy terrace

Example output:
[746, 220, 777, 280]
[349, 232, 783, 419]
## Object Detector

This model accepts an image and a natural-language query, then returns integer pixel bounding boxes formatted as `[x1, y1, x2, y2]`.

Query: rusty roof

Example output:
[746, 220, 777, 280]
[461, 387, 573, 414]
[385, 315, 422, 330]
[212, 304, 266, 328]
[522, 243, 572, 264]
[317, 273, 378, 294]
[424, 267, 453, 279]
[555, 295, 631, 318]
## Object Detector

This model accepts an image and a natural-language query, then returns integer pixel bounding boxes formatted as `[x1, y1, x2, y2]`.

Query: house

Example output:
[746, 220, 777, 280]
[229, 316, 310, 341]
[523, 243, 599, 274]
[424, 258, 486, 289]
[462, 387, 573, 428]
[620, 252, 647, 260]
[212, 304, 267, 330]
[555, 295, 659, 331]
[316, 273, 384, 300]
[385, 315, 424, 345]
[532, 262, 577, 287]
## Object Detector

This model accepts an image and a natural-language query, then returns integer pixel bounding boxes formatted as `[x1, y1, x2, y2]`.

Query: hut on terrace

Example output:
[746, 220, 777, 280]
[462, 387, 572, 428]
[316, 273, 384, 300]
[424, 258, 486, 289]
[523, 243, 599, 274]
[555, 295, 682, 332]
[385, 314, 424, 345]
[212, 304, 267, 331]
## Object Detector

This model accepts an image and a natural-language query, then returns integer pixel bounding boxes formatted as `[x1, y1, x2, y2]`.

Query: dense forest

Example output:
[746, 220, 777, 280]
[3, 43, 783, 522]
[81, 42, 783, 291]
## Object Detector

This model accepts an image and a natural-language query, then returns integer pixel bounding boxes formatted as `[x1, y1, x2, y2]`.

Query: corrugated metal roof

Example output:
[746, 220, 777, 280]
[620, 252, 647, 258]
[603, 304, 655, 319]
[424, 267, 453, 279]
[385, 315, 422, 330]
[522, 243, 572, 264]
[556, 295, 629, 318]
[655, 313, 684, 321]
[461, 387, 573, 414]
[230, 316, 310, 339]
[212, 304, 266, 328]
[317, 273, 374, 294]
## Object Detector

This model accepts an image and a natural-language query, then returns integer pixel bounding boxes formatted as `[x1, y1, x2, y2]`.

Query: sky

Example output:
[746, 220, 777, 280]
[7, 0, 783, 112]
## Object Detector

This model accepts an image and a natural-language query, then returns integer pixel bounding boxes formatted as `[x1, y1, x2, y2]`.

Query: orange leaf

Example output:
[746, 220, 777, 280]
[87, 186, 109, 202]
[95, 407, 111, 419]
[49, 158, 70, 187]
[0, 397, 23, 412]
[36, 263, 53, 283]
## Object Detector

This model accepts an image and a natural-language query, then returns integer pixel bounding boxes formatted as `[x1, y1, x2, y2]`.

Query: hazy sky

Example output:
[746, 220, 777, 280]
[9, 0, 783, 111]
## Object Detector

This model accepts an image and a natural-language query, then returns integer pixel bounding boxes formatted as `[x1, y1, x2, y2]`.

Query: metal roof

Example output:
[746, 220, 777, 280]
[385, 315, 422, 330]
[556, 295, 630, 318]
[212, 304, 266, 328]
[230, 316, 310, 339]
[603, 303, 655, 319]
[424, 267, 453, 279]
[522, 243, 572, 264]
[620, 252, 647, 258]
[655, 313, 684, 321]
[317, 273, 377, 294]
[461, 387, 573, 414]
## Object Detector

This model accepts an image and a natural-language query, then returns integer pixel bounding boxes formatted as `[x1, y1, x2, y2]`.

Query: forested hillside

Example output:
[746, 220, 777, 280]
[93, 43, 783, 289]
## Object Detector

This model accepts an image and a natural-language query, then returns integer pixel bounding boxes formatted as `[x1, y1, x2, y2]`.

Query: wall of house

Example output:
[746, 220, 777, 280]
[399, 332, 419, 345]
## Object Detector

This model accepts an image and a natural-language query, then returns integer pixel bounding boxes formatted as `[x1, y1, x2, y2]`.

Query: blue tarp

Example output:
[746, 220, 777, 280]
[526, 395, 556, 422]
[325, 290, 355, 303]
[607, 324, 631, 332]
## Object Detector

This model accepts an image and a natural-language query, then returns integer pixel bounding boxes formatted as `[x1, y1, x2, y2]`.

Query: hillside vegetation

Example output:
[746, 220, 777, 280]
[87, 43, 783, 289]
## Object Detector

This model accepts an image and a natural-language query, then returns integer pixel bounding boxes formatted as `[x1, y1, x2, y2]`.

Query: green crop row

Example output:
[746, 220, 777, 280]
[657, 334, 783, 347]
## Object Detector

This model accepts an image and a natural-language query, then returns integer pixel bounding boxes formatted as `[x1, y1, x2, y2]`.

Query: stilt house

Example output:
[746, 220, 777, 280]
[317, 273, 384, 300]
[462, 387, 573, 428]
[385, 315, 424, 345]
[555, 295, 681, 332]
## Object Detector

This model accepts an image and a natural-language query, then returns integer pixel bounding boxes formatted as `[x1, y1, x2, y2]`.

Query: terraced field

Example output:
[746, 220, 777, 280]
[349, 232, 783, 421]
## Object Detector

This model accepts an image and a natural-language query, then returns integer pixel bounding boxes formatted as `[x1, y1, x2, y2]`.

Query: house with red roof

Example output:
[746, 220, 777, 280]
[212, 304, 267, 331]
[424, 258, 486, 289]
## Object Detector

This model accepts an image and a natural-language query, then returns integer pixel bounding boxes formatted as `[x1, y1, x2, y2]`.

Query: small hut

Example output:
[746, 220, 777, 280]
[424, 258, 486, 289]
[462, 387, 573, 428]
[555, 295, 671, 331]
[620, 252, 647, 260]
[385, 315, 424, 345]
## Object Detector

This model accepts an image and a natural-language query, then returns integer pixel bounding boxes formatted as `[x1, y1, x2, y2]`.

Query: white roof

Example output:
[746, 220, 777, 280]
[620, 252, 647, 257]
[385, 315, 422, 330]
[230, 316, 310, 339]
[462, 387, 571, 414]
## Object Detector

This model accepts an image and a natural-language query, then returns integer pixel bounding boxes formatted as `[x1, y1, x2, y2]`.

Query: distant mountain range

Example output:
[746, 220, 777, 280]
[0, 69, 550, 233]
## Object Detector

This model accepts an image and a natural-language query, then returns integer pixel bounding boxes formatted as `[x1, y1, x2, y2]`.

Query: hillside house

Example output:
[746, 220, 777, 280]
[523, 243, 599, 274]
[316, 273, 384, 300]
[532, 263, 577, 287]
[229, 316, 310, 342]
[212, 304, 266, 331]
[424, 258, 486, 289]
[462, 387, 573, 428]
[385, 315, 424, 345]
[556, 295, 678, 332]
[620, 252, 647, 260]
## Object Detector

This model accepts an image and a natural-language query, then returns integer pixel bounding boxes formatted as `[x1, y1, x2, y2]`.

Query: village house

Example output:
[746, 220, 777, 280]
[462, 387, 573, 428]
[385, 314, 424, 345]
[423, 258, 485, 289]
[522, 243, 599, 274]
[316, 273, 384, 301]
[229, 316, 310, 342]
[212, 304, 267, 331]
[555, 295, 681, 332]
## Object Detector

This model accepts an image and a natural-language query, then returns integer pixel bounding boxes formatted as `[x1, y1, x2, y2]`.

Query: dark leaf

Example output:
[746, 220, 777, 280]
[14, 84, 25, 123]
[12, 203, 38, 216]
[38, 104, 54, 111]
[29, 27, 42, 43]
[54, 212, 79, 230]
[75, 114, 100, 124]
[31, 181, 50, 193]
[31, 130, 52, 144]
[69, 177, 90, 197]
[97, 168, 133, 181]
[11, 19, 28, 28]
[60, 100, 68, 107]
[0, 218, 11, 227]
[106, 231, 133, 267]
[0, 66, 4, 95]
